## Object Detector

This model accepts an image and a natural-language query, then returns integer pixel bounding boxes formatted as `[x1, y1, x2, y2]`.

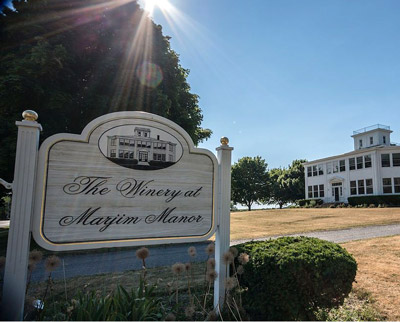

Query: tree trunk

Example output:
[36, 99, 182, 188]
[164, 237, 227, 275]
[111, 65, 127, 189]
[247, 204, 252, 211]
[279, 202, 283, 209]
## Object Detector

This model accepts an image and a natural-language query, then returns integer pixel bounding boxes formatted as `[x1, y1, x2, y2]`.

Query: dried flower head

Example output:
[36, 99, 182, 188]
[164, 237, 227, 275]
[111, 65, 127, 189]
[206, 269, 218, 283]
[71, 299, 78, 306]
[29, 250, 43, 264]
[66, 306, 74, 314]
[0, 256, 6, 270]
[207, 258, 216, 270]
[237, 265, 244, 275]
[238, 253, 250, 265]
[184, 305, 195, 319]
[165, 313, 176, 321]
[225, 277, 237, 291]
[45, 255, 61, 272]
[187, 246, 197, 257]
[206, 310, 218, 321]
[185, 262, 192, 271]
[223, 251, 234, 264]
[28, 262, 36, 272]
[135, 247, 149, 260]
[229, 247, 239, 258]
[171, 262, 185, 275]
[205, 243, 215, 255]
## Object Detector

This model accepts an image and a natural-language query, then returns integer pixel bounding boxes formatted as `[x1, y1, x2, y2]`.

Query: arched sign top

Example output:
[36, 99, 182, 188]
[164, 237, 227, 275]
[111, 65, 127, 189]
[32, 112, 218, 251]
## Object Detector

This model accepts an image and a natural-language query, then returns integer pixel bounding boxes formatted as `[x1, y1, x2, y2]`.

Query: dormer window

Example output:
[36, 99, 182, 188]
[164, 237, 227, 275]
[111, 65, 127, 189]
[370, 137, 373, 145]
[359, 139, 363, 148]
[383, 136, 386, 144]
[138, 132, 141, 137]
[144, 132, 148, 137]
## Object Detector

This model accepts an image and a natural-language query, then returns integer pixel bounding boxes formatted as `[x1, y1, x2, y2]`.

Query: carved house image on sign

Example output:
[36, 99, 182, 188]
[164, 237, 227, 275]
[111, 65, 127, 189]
[105, 127, 178, 170]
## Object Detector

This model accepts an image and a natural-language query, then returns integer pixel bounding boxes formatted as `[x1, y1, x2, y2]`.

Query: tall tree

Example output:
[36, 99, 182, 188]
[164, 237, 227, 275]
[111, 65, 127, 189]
[231, 156, 270, 211]
[0, 0, 211, 191]
[269, 159, 306, 208]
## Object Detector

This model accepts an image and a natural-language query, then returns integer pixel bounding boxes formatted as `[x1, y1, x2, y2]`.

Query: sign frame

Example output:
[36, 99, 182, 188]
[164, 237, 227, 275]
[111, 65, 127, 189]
[32, 111, 219, 251]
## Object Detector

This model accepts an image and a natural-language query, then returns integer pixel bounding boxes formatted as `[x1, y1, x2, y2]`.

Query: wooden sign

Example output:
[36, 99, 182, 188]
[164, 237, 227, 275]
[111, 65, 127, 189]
[32, 112, 217, 251]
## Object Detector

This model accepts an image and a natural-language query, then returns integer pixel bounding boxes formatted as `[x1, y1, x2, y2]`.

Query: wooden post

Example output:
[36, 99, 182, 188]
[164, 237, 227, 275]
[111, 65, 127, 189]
[214, 137, 233, 312]
[1, 111, 42, 320]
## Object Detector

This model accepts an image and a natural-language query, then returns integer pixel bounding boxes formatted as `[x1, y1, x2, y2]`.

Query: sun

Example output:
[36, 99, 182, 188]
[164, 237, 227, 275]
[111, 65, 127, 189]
[141, 0, 172, 15]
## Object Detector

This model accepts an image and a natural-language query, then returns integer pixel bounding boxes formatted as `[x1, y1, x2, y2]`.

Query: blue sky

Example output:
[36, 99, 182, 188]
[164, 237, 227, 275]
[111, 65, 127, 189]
[141, 0, 400, 169]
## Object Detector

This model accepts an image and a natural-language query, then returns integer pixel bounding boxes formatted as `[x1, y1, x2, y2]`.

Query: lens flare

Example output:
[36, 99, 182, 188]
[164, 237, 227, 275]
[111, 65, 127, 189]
[136, 62, 163, 88]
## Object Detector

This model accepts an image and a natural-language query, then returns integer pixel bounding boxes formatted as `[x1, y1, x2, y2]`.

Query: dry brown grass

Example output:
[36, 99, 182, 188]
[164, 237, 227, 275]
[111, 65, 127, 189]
[342, 236, 400, 321]
[230, 208, 400, 240]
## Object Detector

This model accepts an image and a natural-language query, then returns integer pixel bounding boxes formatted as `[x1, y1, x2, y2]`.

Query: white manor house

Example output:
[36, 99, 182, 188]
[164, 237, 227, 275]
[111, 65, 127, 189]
[304, 124, 400, 203]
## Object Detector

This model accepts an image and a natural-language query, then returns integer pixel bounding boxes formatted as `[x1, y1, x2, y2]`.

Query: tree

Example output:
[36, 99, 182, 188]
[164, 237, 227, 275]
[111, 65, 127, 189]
[0, 0, 211, 191]
[231, 156, 270, 211]
[269, 159, 306, 208]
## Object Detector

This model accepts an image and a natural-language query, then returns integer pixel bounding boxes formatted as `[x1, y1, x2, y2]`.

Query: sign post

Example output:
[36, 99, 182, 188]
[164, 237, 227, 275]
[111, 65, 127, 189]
[1, 111, 42, 320]
[214, 137, 233, 311]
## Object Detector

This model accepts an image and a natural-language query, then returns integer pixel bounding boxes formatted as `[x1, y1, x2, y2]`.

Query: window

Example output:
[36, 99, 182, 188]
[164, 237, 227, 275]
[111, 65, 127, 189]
[366, 179, 373, 194]
[169, 145, 173, 152]
[381, 154, 390, 167]
[110, 149, 116, 158]
[144, 132, 148, 137]
[359, 139, 363, 148]
[312, 165, 317, 177]
[308, 186, 312, 198]
[119, 138, 124, 145]
[119, 150, 123, 158]
[393, 153, 400, 167]
[169, 155, 173, 162]
[129, 140, 135, 146]
[124, 139, 129, 146]
[147, 142, 151, 148]
[383, 136, 386, 144]
[138, 131, 141, 137]
[111, 139, 116, 146]
[318, 164, 324, 175]
[383, 178, 392, 194]
[327, 163, 332, 174]
[307, 166, 312, 177]
[319, 184, 324, 198]
[313, 185, 318, 198]
[339, 160, 346, 172]
[364, 155, 372, 168]
[357, 156, 363, 169]
[129, 152, 134, 159]
[349, 158, 355, 170]
[370, 137, 373, 145]
[124, 151, 129, 159]
[162, 143, 166, 150]
[333, 161, 339, 173]
[394, 178, 400, 193]
[350, 181, 357, 195]
[357, 180, 365, 195]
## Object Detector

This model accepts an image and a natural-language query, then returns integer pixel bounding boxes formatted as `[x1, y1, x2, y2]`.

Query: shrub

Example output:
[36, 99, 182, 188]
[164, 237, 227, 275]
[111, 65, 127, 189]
[348, 195, 400, 207]
[236, 237, 357, 321]
[297, 199, 323, 207]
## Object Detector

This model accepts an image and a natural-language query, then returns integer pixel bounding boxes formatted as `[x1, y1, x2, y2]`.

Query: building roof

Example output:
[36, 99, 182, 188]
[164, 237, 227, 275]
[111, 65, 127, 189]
[351, 124, 392, 137]
[303, 144, 400, 165]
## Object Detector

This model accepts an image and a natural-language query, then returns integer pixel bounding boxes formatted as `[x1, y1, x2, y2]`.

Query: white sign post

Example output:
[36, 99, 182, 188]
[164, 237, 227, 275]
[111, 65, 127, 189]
[1, 111, 42, 320]
[1, 111, 232, 319]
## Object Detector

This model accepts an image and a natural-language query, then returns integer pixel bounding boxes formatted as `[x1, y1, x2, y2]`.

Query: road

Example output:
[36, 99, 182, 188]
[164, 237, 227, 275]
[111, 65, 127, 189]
[29, 223, 400, 282]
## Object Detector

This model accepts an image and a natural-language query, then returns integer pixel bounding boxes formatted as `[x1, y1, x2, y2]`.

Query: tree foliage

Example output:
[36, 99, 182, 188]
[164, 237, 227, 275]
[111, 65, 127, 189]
[0, 0, 211, 187]
[231, 156, 270, 211]
[269, 159, 306, 208]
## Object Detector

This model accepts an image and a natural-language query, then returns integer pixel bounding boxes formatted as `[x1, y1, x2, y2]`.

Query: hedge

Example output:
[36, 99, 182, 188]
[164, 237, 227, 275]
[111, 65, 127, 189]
[348, 195, 400, 206]
[297, 199, 323, 207]
[236, 237, 357, 321]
